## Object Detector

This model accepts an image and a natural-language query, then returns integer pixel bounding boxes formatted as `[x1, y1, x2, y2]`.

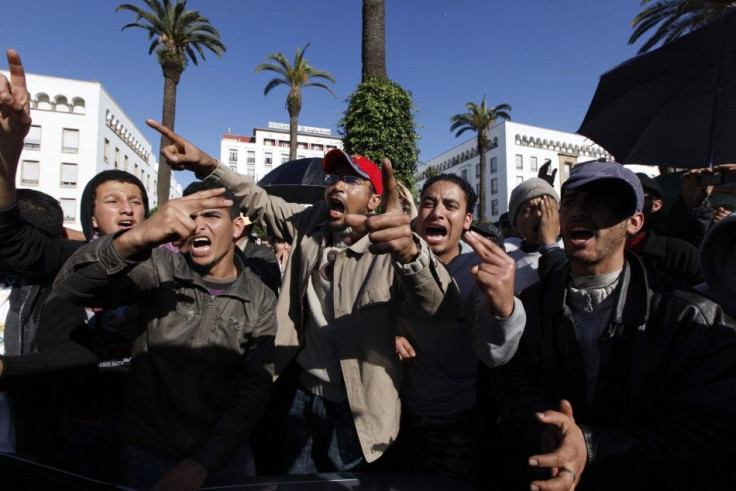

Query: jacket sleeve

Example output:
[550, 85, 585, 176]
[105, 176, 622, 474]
[472, 296, 525, 368]
[0, 204, 82, 281]
[0, 290, 97, 387]
[392, 234, 461, 323]
[190, 291, 277, 472]
[206, 163, 308, 242]
[53, 233, 159, 309]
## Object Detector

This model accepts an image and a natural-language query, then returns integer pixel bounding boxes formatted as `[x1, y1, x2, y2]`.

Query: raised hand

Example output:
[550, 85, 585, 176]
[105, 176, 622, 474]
[463, 229, 516, 318]
[146, 119, 220, 178]
[115, 187, 232, 258]
[397, 181, 418, 219]
[529, 400, 586, 491]
[538, 160, 558, 186]
[344, 158, 418, 264]
[0, 49, 32, 209]
[539, 195, 560, 245]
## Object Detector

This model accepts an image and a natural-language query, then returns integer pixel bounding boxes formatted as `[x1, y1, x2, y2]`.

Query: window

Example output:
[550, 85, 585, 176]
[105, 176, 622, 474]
[530, 156, 538, 171]
[115, 147, 120, 169]
[515, 154, 523, 170]
[24, 125, 41, 149]
[492, 199, 499, 216]
[21, 160, 40, 185]
[229, 148, 238, 163]
[264, 139, 275, 146]
[124, 155, 129, 172]
[281, 154, 288, 164]
[490, 157, 498, 173]
[461, 169, 468, 182]
[246, 165, 255, 176]
[476, 183, 480, 196]
[516, 176, 524, 185]
[475, 163, 480, 178]
[265, 152, 273, 165]
[60, 198, 76, 222]
[247, 151, 255, 163]
[312, 144, 323, 151]
[60, 162, 77, 187]
[104, 138, 110, 162]
[564, 161, 573, 179]
[229, 162, 238, 172]
[134, 163, 139, 178]
[62, 128, 79, 153]
[298, 142, 308, 150]
[279, 140, 289, 148]
[491, 178, 498, 194]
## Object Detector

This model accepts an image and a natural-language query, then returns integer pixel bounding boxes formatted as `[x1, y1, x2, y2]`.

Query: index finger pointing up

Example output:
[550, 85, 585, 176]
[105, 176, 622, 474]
[381, 158, 401, 213]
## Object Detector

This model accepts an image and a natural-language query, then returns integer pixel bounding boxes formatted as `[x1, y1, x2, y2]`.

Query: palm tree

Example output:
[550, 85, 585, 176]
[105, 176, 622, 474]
[255, 44, 336, 161]
[629, 0, 736, 53]
[116, 0, 225, 205]
[450, 96, 511, 223]
[362, 0, 386, 81]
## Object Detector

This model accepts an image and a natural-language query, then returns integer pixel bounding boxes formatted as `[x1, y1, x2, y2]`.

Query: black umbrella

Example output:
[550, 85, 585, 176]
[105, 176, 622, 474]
[257, 157, 326, 204]
[578, 8, 736, 168]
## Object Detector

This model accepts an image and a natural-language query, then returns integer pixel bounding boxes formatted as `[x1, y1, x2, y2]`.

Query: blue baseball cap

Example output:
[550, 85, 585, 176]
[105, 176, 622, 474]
[562, 160, 644, 215]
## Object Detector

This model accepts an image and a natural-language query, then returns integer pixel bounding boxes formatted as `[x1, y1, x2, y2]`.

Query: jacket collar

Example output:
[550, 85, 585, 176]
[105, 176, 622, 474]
[173, 250, 251, 302]
[543, 251, 649, 327]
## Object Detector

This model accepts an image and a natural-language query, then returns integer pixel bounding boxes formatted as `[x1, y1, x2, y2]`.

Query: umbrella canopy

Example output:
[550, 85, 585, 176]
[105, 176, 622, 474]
[257, 157, 327, 204]
[578, 8, 736, 168]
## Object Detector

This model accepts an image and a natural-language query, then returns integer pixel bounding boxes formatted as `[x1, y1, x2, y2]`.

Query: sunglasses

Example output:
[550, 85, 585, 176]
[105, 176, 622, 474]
[324, 174, 366, 186]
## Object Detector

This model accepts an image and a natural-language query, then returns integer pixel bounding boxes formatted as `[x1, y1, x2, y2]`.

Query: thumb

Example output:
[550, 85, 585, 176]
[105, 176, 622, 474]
[559, 399, 575, 422]
[381, 158, 401, 212]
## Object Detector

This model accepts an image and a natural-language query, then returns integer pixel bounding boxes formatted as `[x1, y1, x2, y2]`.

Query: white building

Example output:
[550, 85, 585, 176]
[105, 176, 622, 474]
[220, 122, 343, 181]
[0, 71, 179, 229]
[416, 121, 654, 223]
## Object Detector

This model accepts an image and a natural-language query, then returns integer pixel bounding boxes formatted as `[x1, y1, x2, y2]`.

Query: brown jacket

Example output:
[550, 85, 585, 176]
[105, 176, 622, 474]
[209, 163, 459, 462]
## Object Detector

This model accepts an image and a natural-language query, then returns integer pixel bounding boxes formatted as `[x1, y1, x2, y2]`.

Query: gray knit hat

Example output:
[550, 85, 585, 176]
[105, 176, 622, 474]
[508, 178, 559, 227]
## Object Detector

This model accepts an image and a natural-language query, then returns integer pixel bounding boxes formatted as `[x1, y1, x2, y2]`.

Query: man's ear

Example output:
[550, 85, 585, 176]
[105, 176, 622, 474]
[627, 212, 645, 235]
[463, 213, 473, 230]
[368, 193, 382, 212]
[91, 216, 98, 229]
[652, 198, 663, 213]
[232, 215, 245, 240]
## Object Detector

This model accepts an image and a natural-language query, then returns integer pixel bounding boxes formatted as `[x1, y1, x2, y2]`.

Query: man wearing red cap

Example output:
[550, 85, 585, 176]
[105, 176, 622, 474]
[146, 120, 459, 474]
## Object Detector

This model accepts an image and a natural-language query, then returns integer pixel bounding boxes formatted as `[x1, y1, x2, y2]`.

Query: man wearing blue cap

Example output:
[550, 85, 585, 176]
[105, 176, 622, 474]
[492, 160, 736, 490]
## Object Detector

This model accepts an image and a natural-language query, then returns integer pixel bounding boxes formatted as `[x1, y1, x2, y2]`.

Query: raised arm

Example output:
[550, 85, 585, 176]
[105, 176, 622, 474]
[0, 49, 31, 210]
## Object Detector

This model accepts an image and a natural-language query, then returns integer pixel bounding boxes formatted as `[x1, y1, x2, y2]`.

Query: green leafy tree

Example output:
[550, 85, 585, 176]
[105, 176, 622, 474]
[117, 0, 225, 205]
[339, 78, 420, 190]
[629, 0, 736, 53]
[255, 44, 336, 161]
[450, 96, 511, 223]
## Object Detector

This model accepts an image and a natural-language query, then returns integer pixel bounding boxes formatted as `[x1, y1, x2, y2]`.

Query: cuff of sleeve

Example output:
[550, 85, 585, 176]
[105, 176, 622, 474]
[98, 232, 144, 274]
[579, 424, 597, 466]
[539, 242, 561, 254]
[494, 296, 523, 322]
[203, 162, 228, 183]
[392, 233, 430, 275]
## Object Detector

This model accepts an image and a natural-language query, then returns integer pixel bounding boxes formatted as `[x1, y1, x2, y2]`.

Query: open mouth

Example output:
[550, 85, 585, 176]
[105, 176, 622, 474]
[424, 224, 448, 245]
[117, 220, 135, 229]
[329, 198, 345, 220]
[568, 226, 595, 246]
[190, 236, 212, 256]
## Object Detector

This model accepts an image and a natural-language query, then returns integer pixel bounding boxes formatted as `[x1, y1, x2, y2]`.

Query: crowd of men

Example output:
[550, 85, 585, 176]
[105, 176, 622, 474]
[2, 48, 736, 490]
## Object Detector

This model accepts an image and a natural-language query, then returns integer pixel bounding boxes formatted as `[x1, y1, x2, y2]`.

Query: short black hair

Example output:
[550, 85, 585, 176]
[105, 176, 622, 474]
[17, 188, 64, 237]
[183, 180, 240, 220]
[420, 173, 477, 215]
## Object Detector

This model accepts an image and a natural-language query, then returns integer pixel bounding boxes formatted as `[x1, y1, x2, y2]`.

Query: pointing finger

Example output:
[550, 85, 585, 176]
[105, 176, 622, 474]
[146, 119, 186, 147]
[381, 158, 401, 213]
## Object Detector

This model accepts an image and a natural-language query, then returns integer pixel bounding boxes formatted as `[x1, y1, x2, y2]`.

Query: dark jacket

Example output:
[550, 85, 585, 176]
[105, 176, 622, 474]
[492, 253, 736, 490]
[54, 234, 277, 472]
[632, 230, 703, 286]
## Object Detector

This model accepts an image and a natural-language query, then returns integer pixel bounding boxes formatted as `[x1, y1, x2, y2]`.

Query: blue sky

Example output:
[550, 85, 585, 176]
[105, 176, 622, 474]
[1, 0, 645, 188]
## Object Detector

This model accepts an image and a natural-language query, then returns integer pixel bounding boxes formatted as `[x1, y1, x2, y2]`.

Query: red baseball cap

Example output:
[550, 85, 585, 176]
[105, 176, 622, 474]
[322, 148, 383, 195]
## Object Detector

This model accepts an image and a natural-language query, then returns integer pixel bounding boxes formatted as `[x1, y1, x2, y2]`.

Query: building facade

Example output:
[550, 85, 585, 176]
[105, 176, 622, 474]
[415, 120, 651, 223]
[0, 71, 179, 230]
[220, 122, 343, 181]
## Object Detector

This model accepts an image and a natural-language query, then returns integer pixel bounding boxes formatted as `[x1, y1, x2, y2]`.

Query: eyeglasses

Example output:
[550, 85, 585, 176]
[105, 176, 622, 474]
[324, 174, 366, 187]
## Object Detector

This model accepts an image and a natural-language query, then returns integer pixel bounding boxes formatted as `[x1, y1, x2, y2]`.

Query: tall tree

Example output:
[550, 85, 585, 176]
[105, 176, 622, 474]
[116, 0, 225, 205]
[450, 96, 511, 223]
[629, 0, 736, 53]
[255, 44, 336, 161]
[362, 0, 386, 81]
[339, 78, 419, 188]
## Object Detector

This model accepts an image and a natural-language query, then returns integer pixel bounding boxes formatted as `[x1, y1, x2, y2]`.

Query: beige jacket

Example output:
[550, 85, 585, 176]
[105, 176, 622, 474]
[208, 164, 459, 462]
